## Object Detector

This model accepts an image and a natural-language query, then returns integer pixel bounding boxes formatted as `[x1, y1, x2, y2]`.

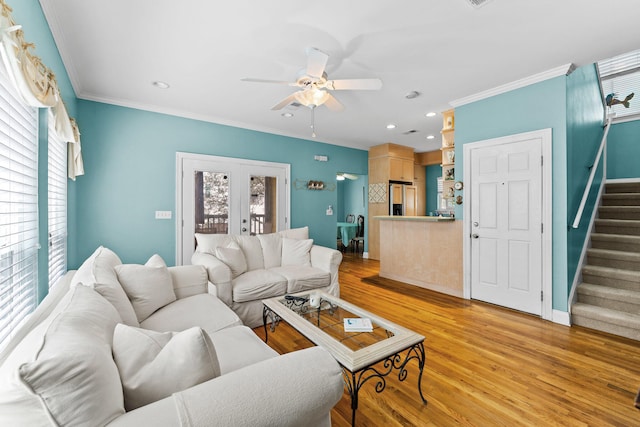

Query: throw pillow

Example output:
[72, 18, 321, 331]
[215, 241, 247, 278]
[115, 255, 177, 322]
[258, 233, 282, 269]
[17, 285, 124, 426]
[112, 324, 221, 411]
[279, 226, 310, 240]
[281, 238, 313, 267]
[90, 255, 140, 327]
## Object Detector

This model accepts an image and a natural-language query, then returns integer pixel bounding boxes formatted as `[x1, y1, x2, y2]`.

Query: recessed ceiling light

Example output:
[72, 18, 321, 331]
[281, 112, 294, 118]
[426, 135, 435, 140]
[386, 124, 396, 129]
[152, 81, 170, 89]
[426, 112, 437, 117]
[405, 91, 420, 99]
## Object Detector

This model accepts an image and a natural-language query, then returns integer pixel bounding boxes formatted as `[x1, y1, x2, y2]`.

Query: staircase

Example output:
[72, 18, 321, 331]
[572, 182, 640, 341]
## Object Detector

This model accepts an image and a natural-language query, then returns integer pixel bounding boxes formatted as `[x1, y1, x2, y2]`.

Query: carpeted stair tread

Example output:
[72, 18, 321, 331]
[578, 283, 640, 306]
[581, 265, 640, 290]
[595, 219, 640, 235]
[605, 182, 640, 193]
[591, 233, 640, 252]
[587, 248, 640, 271]
[572, 302, 640, 340]
[598, 206, 640, 220]
[601, 194, 640, 206]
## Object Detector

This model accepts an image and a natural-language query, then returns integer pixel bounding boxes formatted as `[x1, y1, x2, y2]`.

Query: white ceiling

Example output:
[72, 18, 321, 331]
[39, 0, 640, 153]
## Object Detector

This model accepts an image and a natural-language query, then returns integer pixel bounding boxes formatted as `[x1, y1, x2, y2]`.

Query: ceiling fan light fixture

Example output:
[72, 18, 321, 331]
[294, 87, 329, 108]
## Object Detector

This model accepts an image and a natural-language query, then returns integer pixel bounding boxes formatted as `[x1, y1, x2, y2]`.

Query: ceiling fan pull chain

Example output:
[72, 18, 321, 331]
[310, 106, 316, 138]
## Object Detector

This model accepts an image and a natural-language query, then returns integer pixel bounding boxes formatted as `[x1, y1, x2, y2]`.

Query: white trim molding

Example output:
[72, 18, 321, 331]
[450, 64, 575, 107]
[553, 310, 571, 326]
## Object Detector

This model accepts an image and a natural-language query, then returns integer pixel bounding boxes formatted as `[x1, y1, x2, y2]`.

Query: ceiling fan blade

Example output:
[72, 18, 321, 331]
[326, 78, 383, 91]
[343, 173, 359, 180]
[270, 93, 298, 110]
[241, 78, 296, 86]
[323, 93, 344, 112]
[305, 47, 329, 79]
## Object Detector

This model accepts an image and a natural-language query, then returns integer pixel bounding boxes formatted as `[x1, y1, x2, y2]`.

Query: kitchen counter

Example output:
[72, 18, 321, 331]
[376, 216, 463, 297]
[374, 215, 455, 222]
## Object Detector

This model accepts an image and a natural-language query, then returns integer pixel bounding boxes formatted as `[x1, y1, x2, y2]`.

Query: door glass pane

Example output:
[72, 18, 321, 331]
[195, 171, 229, 234]
[249, 175, 277, 235]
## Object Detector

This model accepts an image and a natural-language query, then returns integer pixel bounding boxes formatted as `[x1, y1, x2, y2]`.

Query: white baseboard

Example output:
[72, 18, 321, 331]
[552, 310, 571, 326]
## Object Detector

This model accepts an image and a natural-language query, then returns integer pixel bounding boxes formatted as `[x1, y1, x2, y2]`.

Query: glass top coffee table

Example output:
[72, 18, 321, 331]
[262, 290, 427, 426]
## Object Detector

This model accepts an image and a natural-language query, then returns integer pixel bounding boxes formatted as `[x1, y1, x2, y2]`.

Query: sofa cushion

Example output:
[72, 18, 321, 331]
[115, 255, 177, 322]
[9, 284, 124, 426]
[140, 293, 242, 335]
[168, 265, 208, 299]
[270, 265, 331, 294]
[208, 325, 278, 375]
[257, 233, 282, 269]
[215, 241, 247, 278]
[113, 324, 220, 411]
[232, 269, 287, 303]
[279, 226, 309, 240]
[194, 233, 232, 255]
[281, 238, 313, 267]
[235, 235, 265, 271]
[72, 245, 122, 288]
[89, 255, 140, 326]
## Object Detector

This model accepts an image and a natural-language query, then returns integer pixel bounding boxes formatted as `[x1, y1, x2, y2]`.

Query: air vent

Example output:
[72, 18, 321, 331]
[402, 129, 418, 135]
[466, 0, 493, 8]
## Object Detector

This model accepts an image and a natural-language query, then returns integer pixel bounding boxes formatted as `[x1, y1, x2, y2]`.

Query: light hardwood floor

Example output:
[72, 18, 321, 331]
[254, 253, 640, 426]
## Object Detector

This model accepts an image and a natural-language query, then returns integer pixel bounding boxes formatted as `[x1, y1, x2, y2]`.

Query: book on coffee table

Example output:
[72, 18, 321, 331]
[344, 317, 373, 332]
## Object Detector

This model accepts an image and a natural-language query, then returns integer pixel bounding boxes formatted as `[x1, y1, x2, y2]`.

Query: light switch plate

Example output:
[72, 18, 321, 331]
[155, 210, 172, 219]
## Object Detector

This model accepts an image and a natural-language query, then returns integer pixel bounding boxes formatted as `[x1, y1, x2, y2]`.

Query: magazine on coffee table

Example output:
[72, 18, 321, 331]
[344, 317, 373, 332]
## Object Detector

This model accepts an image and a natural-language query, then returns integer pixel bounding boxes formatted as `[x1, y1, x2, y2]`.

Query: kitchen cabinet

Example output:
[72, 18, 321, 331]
[389, 157, 414, 182]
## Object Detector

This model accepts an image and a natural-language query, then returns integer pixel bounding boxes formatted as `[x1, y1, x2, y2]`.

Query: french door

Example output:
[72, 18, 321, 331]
[177, 153, 290, 265]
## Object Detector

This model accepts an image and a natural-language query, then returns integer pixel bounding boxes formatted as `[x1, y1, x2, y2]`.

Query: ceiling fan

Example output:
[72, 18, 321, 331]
[337, 172, 359, 181]
[241, 47, 382, 114]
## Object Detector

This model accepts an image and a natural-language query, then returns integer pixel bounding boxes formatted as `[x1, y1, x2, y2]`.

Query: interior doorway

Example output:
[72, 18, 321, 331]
[463, 129, 552, 320]
[336, 172, 368, 254]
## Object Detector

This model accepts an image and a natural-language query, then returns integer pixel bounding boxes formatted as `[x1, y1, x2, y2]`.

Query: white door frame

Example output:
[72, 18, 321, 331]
[463, 128, 553, 321]
[176, 152, 291, 265]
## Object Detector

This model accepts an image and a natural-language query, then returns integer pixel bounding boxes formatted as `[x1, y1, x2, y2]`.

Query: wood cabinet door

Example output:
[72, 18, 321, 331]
[389, 157, 414, 181]
[405, 185, 417, 216]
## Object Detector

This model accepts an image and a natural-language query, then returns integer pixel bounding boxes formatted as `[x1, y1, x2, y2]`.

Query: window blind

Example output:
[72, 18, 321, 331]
[598, 49, 640, 120]
[0, 69, 39, 351]
[48, 111, 66, 289]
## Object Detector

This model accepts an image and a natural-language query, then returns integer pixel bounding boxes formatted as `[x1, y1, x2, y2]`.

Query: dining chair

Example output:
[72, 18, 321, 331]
[346, 214, 355, 223]
[351, 215, 365, 253]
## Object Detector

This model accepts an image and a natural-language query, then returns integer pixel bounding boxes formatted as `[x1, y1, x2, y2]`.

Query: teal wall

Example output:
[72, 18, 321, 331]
[75, 100, 368, 266]
[455, 76, 569, 311]
[607, 120, 640, 179]
[425, 165, 442, 215]
[565, 64, 606, 287]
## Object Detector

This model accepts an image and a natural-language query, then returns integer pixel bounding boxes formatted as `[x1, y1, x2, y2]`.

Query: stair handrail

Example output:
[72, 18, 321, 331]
[571, 115, 613, 229]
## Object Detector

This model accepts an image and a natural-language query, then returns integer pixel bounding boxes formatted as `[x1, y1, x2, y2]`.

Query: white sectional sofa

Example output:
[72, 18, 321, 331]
[0, 246, 344, 427]
[191, 227, 343, 327]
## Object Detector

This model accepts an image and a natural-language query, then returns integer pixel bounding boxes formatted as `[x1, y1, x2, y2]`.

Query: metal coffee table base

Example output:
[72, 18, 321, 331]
[262, 307, 427, 426]
[343, 342, 427, 426]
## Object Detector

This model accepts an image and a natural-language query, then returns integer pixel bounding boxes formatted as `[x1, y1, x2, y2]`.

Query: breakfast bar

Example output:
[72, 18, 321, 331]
[375, 216, 464, 297]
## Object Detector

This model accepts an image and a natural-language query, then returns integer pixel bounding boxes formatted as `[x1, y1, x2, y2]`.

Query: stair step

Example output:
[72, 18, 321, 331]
[581, 265, 640, 291]
[598, 206, 640, 220]
[571, 302, 640, 341]
[577, 283, 640, 314]
[594, 219, 640, 235]
[606, 182, 640, 194]
[587, 248, 640, 271]
[602, 193, 640, 206]
[591, 233, 640, 253]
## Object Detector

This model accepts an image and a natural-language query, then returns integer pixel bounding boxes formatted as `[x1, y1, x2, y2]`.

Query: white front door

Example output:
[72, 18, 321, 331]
[469, 136, 543, 315]
[176, 153, 289, 265]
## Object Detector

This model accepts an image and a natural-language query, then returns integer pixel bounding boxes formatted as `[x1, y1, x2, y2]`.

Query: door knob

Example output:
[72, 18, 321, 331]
[472, 234, 479, 239]
[242, 227, 247, 232]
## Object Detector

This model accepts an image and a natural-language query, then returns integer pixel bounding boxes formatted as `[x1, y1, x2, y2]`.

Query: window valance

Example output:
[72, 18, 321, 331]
[0, 0, 84, 179]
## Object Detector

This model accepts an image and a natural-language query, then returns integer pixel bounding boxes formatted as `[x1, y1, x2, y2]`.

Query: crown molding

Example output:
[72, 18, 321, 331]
[450, 63, 576, 108]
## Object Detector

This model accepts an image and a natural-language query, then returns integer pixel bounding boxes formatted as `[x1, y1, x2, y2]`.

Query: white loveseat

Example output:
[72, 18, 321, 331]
[191, 227, 343, 327]
[0, 247, 344, 427]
